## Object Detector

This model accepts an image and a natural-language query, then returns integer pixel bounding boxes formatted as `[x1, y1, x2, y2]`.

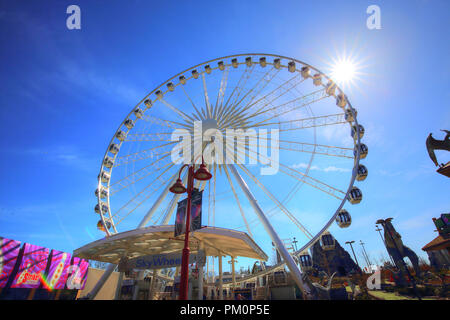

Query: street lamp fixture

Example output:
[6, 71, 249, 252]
[169, 159, 212, 300]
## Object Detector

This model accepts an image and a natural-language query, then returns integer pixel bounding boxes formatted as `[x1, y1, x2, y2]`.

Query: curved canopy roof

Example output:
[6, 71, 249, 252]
[74, 225, 268, 264]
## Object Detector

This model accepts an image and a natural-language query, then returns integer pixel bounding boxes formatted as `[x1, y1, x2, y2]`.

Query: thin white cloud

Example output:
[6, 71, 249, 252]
[290, 162, 350, 173]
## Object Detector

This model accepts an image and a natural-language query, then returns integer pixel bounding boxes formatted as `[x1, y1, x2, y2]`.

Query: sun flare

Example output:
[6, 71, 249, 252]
[330, 58, 357, 84]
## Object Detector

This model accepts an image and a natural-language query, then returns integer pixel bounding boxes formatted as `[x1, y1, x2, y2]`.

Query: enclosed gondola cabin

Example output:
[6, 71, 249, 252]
[109, 143, 120, 154]
[97, 220, 111, 232]
[103, 156, 114, 168]
[348, 186, 362, 204]
[124, 119, 134, 130]
[144, 99, 152, 109]
[326, 81, 336, 96]
[354, 143, 368, 159]
[356, 164, 368, 181]
[336, 209, 352, 228]
[299, 252, 313, 271]
[95, 202, 108, 214]
[300, 66, 310, 78]
[95, 187, 109, 199]
[312, 73, 322, 86]
[344, 108, 357, 123]
[320, 232, 335, 251]
[351, 124, 365, 140]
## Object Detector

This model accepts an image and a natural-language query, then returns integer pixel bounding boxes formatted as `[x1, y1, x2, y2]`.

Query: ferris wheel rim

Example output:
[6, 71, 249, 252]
[95, 53, 364, 254]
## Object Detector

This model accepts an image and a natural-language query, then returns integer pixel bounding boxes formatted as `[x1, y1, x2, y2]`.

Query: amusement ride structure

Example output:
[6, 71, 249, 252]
[83, 53, 368, 299]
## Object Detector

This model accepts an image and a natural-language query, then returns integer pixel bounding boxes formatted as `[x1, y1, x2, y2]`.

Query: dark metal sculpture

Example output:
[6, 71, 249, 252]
[426, 130, 450, 167]
[376, 218, 422, 299]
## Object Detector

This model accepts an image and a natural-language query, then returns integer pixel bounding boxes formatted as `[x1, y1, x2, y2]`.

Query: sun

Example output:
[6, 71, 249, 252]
[330, 58, 357, 84]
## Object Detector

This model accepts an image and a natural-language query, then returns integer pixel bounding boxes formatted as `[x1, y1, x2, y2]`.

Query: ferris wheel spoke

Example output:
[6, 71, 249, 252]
[181, 85, 203, 121]
[279, 141, 353, 159]
[248, 136, 353, 159]
[220, 67, 278, 127]
[113, 141, 177, 167]
[124, 132, 173, 142]
[112, 163, 176, 221]
[219, 65, 255, 123]
[233, 142, 346, 200]
[223, 165, 253, 237]
[244, 73, 303, 115]
[159, 98, 195, 123]
[218, 66, 253, 121]
[110, 157, 173, 195]
[159, 170, 189, 225]
[138, 171, 180, 228]
[255, 113, 346, 132]
[201, 73, 213, 119]
[240, 88, 326, 128]
[213, 66, 229, 119]
[238, 164, 313, 239]
[142, 114, 189, 130]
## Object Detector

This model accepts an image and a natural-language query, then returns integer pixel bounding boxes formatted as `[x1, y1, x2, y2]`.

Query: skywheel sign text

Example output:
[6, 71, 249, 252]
[125, 251, 206, 270]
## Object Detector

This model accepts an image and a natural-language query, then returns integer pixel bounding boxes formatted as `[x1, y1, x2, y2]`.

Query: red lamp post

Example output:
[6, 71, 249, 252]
[170, 161, 212, 300]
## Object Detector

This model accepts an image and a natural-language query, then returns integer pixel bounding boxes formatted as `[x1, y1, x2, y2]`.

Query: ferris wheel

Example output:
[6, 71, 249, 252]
[94, 53, 367, 286]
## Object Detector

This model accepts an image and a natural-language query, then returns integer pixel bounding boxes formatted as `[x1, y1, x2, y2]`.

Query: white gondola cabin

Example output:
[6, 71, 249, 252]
[179, 75, 187, 85]
[103, 156, 114, 168]
[354, 143, 368, 159]
[167, 82, 175, 91]
[356, 164, 368, 181]
[192, 69, 199, 79]
[115, 130, 127, 142]
[144, 99, 152, 109]
[336, 209, 352, 228]
[95, 187, 109, 199]
[344, 108, 357, 122]
[299, 252, 313, 271]
[100, 171, 110, 183]
[313, 73, 322, 86]
[326, 81, 336, 96]
[288, 61, 296, 73]
[336, 93, 347, 108]
[320, 232, 335, 251]
[124, 119, 134, 130]
[97, 219, 111, 232]
[273, 58, 281, 69]
[348, 186, 362, 204]
[351, 124, 365, 140]
[109, 143, 120, 154]
[133, 108, 144, 119]
[95, 202, 108, 214]
[155, 90, 163, 100]
[259, 57, 267, 67]
[301, 66, 310, 79]
[204, 65, 212, 74]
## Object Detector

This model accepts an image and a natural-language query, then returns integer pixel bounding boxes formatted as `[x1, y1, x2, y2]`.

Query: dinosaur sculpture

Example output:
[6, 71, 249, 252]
[376, 218, 421, 285]
[301, 271, 337, 300]
[426, 130, 450, 167]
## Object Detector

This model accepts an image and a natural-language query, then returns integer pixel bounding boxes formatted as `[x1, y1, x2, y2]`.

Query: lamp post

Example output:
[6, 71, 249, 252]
[169, 161, 212, 300]
[375, 225, 396, 266]
[292, 237, 298, 252]
[359, 240, 372, 269]
[345, 240, 360, 271]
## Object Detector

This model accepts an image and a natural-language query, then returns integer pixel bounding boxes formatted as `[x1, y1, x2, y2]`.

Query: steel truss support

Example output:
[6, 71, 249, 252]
[228, 164, 312, 298]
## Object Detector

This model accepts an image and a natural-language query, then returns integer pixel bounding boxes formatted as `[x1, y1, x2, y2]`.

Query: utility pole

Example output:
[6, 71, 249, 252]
[359, 240, 372, 268]
[375, 226, 396, 266]
[292, 237, 298, 252]
[345, 241, 360, 271]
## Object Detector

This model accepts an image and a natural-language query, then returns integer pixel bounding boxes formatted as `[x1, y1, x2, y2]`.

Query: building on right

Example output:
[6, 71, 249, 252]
[422, 214, 450, 270]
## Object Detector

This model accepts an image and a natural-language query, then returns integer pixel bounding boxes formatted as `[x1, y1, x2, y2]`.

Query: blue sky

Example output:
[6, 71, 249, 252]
[0, 0, 449, 273]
